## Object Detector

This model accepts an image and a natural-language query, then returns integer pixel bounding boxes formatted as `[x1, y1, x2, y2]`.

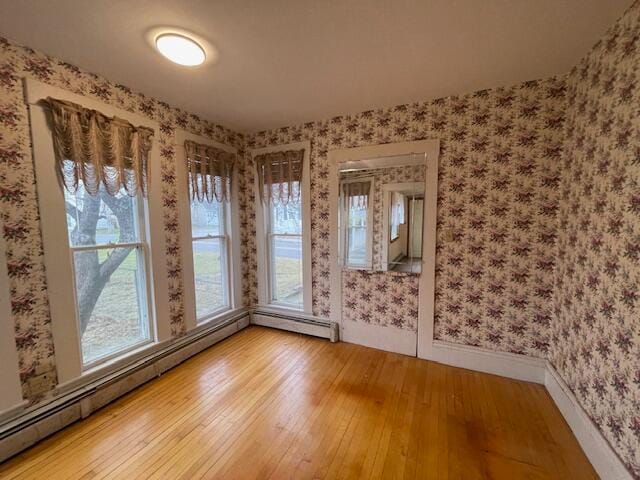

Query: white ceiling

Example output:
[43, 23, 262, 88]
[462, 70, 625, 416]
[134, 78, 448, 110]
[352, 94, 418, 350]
[0, 0, 632, 132]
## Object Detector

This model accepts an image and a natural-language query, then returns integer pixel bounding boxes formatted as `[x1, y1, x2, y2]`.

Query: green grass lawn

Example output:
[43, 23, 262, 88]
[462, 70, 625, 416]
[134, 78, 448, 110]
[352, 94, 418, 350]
[80, 248, 304, 363]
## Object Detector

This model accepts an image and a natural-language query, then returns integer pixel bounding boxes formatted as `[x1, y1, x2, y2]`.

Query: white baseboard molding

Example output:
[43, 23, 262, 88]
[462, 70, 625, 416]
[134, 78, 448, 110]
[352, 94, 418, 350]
[340, 319, 417, 356]
[428, 340, 547, 383]
[0, 312, 250, 463]
[250, 309, 338, 342]
[545, 364, 632, 480]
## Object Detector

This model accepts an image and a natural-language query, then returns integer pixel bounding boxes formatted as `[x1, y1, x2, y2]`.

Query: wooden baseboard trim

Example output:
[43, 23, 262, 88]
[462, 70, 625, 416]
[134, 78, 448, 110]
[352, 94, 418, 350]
[0, 312, 250, 463]
[544, 363, 632, 480]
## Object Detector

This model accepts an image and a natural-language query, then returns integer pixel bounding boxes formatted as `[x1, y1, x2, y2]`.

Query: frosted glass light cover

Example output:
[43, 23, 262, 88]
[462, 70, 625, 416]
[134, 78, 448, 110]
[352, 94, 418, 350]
[155, 34, 205, 66]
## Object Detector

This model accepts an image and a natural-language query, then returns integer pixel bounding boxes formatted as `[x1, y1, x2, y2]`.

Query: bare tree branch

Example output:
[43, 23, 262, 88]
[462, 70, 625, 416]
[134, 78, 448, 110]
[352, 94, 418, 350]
[99, 246, 133, 281]
[64, 201, 82, 221]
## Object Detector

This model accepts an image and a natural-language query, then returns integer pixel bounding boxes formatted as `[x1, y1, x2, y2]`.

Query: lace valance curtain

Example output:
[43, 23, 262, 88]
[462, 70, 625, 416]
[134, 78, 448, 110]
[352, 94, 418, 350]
[255, 150, 304, 204]
[45, 97, 154, 197]
[341, 181, 371, 209]
[185, 140, 235, 203]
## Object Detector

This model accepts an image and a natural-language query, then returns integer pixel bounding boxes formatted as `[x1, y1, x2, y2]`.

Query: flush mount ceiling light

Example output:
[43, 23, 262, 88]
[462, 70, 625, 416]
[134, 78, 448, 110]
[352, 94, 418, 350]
[155, 33, 206, 66]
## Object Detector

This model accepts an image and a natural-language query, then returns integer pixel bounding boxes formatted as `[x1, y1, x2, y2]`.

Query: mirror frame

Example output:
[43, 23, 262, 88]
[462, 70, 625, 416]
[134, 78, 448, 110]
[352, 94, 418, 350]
[328, 139, 439, 358]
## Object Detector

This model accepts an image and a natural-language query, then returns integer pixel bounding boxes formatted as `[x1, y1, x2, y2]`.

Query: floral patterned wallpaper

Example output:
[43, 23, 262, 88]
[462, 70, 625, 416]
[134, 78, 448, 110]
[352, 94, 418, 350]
[2, 7, 638, 474]
[550, 1, 640, 476]
[0, 37, 244, 400]
[245, 75, 566, 356]
[342, 270, 419, 331]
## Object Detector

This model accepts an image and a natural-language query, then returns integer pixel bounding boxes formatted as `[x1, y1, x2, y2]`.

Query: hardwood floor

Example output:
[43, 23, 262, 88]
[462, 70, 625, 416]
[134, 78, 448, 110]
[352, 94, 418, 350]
[0, 326, 596, 479]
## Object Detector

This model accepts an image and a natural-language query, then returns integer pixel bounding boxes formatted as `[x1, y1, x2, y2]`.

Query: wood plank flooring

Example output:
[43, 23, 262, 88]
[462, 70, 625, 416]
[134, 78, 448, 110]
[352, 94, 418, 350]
[0, 326, 596, 479]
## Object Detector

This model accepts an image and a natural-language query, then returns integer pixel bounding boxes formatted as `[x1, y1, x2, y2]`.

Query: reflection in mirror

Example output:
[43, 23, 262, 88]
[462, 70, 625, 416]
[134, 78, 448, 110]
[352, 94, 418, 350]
[383, 183, 424, 273]
[339, 177, 373, 268]
[338, 153, 426, 274]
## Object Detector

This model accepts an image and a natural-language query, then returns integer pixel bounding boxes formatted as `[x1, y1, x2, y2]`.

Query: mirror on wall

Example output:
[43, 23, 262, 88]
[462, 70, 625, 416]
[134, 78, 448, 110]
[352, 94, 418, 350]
[337, 154, 426, 274]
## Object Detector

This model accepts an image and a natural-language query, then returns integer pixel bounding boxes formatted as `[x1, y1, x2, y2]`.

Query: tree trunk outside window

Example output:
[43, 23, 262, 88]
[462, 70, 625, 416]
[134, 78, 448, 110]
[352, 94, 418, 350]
[66, 189, 136, 336]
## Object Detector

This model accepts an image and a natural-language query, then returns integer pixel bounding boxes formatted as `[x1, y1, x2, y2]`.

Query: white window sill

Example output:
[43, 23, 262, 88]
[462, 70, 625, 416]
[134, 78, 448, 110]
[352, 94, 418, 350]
[82, 338, 156, 372]
[195, 306, 235, 330]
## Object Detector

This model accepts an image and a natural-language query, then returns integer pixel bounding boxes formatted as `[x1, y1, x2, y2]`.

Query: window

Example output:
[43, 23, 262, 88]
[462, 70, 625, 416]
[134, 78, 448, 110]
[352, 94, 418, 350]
[190, 193, 230, 321]
[64, 178, 152, 367]
[268, 183, 303, 308]
[253, 142, 311, 313]
[347, 198, 368, 266]
[339, 178, 373, 268]
[180, 137, 237, 327]
[28, 79, 170, 383]
[390, 192, 406, 241]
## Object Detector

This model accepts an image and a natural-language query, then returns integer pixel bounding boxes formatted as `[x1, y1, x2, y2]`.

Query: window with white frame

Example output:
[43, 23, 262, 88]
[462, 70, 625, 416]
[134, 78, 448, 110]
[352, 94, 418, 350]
[28, 80, 169, 383]
[268, 186, 303, 308]
[253, 143, 311, 312]
[182, 139, 236, 324]
[189, 190, 230, 321]
[64, 181, 152, 366]
[339, 178, 373, 268]
[33, 94, 158, 369]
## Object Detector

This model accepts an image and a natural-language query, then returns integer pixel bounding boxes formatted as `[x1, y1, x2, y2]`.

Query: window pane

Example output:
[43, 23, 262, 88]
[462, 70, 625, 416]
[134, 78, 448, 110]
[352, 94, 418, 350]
[75, 247, 149, 365]
[193, 238, 228, 320]
[347, 198, 367, 227]
[391, 224, 399, 241]
[346, 199, 368, 266]
[191, 199, 223, 237]
[271, 235, 302, 307]
[64, 183, 138, 247]
[270, 186, 302, 234]
[347, 227, 367, 266]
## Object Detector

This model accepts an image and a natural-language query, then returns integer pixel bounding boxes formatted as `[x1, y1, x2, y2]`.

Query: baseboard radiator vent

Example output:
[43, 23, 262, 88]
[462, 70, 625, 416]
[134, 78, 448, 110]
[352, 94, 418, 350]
[0, 311, 250, 463]
[250, 309, 339, 342]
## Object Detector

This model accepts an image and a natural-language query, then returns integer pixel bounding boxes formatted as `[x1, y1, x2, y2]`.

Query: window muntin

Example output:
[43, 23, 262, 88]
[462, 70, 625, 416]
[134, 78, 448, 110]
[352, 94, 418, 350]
[63, 181, 152, 367]
[190, 196, 230, 322]
[267, 182, 303, 308]
[346, 196, 368, 267]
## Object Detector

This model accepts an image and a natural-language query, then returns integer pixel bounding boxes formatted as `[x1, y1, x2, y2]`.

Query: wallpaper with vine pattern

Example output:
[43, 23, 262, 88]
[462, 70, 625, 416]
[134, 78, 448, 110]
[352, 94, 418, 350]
[245, 76, 566, 354]
[2, 8, 639, 475]
[551, 1, 640, 475]
[0, 36, 244, 400]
